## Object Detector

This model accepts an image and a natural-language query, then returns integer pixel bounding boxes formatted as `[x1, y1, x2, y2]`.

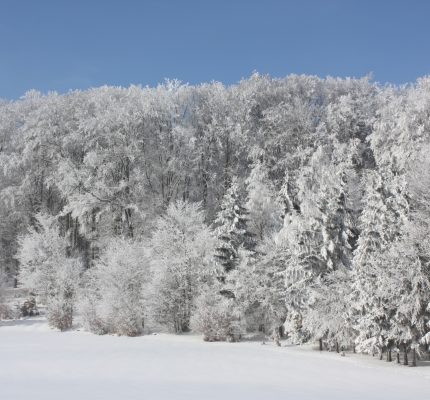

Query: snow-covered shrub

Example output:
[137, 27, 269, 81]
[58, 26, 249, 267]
[0, 270, 7, 306]
[0, 272, 13, 319]
[19, 296, 38, 317]
[149, 201, 215, 333]
[191, 289, 245, 342]
[284, 311, 308, 344]
[79, 290, 108, 335]
[80, 238, 148, 336]
[46, 297, 73, 331]
[16, 213, 82, 330]
[46, 257, 82, 330]
[355, 336, 380, 356]
[0, 304, 14, 320]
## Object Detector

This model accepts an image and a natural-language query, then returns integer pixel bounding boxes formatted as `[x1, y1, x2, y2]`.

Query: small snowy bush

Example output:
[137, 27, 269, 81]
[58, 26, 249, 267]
[19, 296, 38, 317]
[0, 271, 9, 318]
[47, 297, 73, 331]
[191, 290, 245, 342]
[0, 272, 14, 319]
[79, 291, 108, 335]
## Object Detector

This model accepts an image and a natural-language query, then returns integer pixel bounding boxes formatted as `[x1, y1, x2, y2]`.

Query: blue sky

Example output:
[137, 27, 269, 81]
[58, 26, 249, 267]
[1, 0, 430, 99]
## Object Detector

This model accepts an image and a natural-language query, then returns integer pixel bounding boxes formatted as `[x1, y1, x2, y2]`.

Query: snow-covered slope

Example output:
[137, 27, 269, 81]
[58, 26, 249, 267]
[1, 318, 429, 400]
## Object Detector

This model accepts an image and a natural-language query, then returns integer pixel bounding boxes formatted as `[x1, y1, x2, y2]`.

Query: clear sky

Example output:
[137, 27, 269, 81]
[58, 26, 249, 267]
[1, 0, 430, 99]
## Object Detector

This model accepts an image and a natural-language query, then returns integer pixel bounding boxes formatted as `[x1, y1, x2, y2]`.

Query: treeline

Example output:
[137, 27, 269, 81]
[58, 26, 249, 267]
[1, 74, 430, 364]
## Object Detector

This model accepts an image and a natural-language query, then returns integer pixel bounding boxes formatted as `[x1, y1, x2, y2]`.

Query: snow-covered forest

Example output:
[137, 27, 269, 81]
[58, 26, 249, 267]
[1, 73, 430, 364]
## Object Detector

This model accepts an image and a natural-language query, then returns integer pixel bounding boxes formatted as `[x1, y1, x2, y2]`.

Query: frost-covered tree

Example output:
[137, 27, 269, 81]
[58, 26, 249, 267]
[3, 73, 430, 350]
[352, 171, 389, 353]
[302, 269, 356, 351]
[381, 242, 430, 364]
[214, 177, 256, 280]
[352, 170, 409, 356]
[380, 145, 430, 361]
[281, 144, 356, 342]
[245, 161, 283, 241]
[17, 213, 82, 330]
[80, 238, 148, 336]
[237, 232, 288, 343]
[149, 200, 215, 333]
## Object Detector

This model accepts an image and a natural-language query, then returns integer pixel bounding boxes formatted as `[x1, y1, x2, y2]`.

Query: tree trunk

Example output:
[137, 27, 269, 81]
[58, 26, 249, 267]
[124, 208, 134, 238]
[224, 135, 231, 191]
[386, 348, 392, 362]
[273, 329, 281, 347]
[319, 338, 323, 351]
[336, 341, 339, 353]
[403, 344, 408, 366]
[411, 348, 417, 367]
[379, 348, 383, 360]
[279, 325, 285, 338]
[396, 352, 400, 364]
[200, 153, 208, 210]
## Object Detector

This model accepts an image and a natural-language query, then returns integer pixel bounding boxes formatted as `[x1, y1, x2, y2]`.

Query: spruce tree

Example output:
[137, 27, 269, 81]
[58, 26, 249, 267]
[214, 177, 255, 283]
[352, 170, 408, 354]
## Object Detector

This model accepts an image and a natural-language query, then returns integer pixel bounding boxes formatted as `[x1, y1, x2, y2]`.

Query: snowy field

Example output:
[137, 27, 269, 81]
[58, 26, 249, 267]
[1, 318, 430, 400]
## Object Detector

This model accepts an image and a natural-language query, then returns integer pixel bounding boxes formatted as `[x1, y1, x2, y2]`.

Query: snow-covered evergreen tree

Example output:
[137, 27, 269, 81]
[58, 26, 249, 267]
[352, 170, 409, 355]
[214, 177, 256, 280]
[382, 242, 429, 363]
[238, 232, 288, 343]
[281, 142, 359, 343]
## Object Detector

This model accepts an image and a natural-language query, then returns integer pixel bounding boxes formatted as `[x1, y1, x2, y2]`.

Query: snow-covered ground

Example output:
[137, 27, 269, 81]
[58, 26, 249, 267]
[1, 318, 429, 400]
